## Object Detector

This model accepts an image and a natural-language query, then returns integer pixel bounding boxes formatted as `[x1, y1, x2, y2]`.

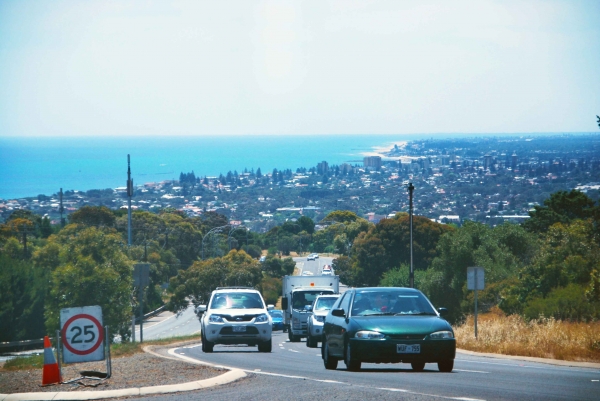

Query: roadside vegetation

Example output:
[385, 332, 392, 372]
[455, 308, 600, 363]
[1, 189, 599, 364]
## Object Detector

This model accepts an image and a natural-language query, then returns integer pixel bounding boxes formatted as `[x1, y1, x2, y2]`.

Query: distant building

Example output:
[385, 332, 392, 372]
[317, 161, 329, 175]
[340, 163, 353, 175]
[363, 156, 382, 170]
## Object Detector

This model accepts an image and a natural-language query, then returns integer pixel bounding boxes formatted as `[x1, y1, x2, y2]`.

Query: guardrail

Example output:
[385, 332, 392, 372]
[1, 305, 167, 354]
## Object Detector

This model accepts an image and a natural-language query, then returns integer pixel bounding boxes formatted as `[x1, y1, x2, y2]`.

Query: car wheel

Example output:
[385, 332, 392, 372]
[411, 361, 425, 372]
[258, 338, 272, 353]
[201, 333, 214, 353]
[438, 359, 454, 372]
[308, 336, 318, 348]
[288, 331, 299, 342]
[344, 342, 361, 371]
[323, 342, 338, 370]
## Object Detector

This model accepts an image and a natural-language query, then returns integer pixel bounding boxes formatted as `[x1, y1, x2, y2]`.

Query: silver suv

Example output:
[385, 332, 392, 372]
[199, 287, 272, 352]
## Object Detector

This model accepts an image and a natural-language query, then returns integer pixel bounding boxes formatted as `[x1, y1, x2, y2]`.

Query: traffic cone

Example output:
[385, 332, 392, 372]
[42, 336, 62, 386]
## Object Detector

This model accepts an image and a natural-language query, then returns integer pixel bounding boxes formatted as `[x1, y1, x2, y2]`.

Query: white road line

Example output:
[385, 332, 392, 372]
[454, 369, 489, 374]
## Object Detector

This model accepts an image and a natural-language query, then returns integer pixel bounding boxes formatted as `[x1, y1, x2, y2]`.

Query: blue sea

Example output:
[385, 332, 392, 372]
[0, 133, 554, 200]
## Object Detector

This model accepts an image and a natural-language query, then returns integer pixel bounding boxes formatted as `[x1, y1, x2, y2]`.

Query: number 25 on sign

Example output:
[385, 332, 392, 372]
[60, 305, 105, 363]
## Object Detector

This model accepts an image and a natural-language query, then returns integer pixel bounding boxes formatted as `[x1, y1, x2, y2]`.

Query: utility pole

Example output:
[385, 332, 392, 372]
[59, 188, 65, 227]
[408, 182, 415, 288]
[127, 155, 133, 246]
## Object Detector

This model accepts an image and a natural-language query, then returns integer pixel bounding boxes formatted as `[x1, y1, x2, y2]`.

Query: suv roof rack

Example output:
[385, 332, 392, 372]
[215, 286, 255, 290]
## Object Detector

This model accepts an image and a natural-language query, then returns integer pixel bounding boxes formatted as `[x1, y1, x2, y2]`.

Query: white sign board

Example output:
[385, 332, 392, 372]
[60, 305, 105, 363]
[467, 266, 485, 290]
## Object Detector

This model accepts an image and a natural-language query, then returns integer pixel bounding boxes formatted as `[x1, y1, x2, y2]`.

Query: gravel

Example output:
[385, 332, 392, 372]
[0, 343, 224, 395]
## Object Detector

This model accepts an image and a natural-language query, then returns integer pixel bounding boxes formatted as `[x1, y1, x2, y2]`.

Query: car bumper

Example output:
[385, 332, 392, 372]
[204, 322, 272, 344]
[349, 338, 456, 363]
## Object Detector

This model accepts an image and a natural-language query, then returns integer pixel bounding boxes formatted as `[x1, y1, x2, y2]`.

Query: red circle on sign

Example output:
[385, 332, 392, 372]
[61, 314, 104, 355]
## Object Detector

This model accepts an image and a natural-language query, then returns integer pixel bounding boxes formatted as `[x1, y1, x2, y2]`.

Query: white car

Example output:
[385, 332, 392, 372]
[307, 254, 316, 261]
[321, 264, 333, 276]
[306, 294, 340, 348]
[199, 287, 272, 353]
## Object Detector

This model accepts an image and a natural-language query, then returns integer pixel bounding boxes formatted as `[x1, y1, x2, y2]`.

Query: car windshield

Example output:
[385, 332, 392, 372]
[269, 310, 283, 318]
[351, 290, 436, 316]
[210, 292, 265, 310]
[314, 297, 338, 311]
[292, 290, 333, 309]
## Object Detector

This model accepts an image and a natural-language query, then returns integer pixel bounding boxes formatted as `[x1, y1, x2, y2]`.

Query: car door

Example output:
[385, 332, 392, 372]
[326, 290, 352, 358]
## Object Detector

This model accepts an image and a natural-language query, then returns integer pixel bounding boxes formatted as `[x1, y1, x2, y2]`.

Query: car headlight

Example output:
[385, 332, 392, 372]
[314, 315, 325, 323]
[429, 330, 454, 339]
[208, 314, 224, 323]
[355, 330, 385, 340]
[255, 313, 269, 323]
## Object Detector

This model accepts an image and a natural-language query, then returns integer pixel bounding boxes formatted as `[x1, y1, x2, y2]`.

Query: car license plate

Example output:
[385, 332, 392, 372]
[232, 326, 246, 332]
[397, 344, 420, 353]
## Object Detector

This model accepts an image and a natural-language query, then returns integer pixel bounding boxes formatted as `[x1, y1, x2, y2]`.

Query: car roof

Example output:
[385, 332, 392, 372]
[351, 287, 421, 294]
[315, 294, 340, 299]
[213, 287, 261, 294]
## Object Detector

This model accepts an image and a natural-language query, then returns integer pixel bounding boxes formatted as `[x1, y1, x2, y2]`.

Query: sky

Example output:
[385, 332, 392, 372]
[0, 0, 598, 137]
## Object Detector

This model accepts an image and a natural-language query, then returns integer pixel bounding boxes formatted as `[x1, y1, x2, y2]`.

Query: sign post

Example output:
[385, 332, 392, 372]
[134, 263, 150, 343]
[467, 266, 485, 339]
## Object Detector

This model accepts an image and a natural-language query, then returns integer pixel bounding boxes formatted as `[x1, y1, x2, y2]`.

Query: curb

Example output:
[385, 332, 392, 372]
[457, 348, 600, 369]
[0, 341, 246, 401]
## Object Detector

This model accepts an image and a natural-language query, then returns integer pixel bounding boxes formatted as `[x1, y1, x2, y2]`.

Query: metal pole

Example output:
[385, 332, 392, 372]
[408, 182, 415, 288]
[474, 269, 478, 339]
[127, 155, 133, 246]
[139, 284, 144, 343]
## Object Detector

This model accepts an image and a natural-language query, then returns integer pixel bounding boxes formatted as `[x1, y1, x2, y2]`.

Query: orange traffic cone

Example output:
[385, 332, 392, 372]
[42, 336, 62, 386]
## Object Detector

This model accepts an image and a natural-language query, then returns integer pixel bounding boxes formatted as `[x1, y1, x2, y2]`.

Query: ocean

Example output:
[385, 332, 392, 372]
[0, 134, 428, 200]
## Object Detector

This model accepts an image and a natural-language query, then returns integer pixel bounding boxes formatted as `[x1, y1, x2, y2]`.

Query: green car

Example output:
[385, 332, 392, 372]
[322, 287, 456, 372]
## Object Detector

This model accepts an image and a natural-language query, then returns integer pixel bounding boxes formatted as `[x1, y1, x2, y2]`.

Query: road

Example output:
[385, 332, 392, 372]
[122, 257, 600, 400]
[169, 331, 598, 401]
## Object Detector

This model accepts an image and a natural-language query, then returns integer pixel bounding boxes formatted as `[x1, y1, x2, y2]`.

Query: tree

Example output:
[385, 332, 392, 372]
[69, 206, 116, 228]
[424, 221, 538, 323]
[523, 190, 596, 234]
[297, 216, 315, 235]
[348, 214, 454, 287]
[0, 254, 48, 341]
[322, 210, 361, 224]
[506, 219, 600, 318]
[168, 250, 262, 313]
[43, 226, 133, 342]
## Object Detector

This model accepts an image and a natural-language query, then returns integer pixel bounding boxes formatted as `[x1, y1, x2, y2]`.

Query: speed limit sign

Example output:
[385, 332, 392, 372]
[60, 306, 105, 363]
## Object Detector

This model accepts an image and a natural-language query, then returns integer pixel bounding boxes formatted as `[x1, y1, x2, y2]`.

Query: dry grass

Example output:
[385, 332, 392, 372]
[455, 307, 600, 362]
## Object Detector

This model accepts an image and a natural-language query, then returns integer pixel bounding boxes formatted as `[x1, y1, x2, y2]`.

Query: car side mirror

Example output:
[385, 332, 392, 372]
[195, 305, 206, 316]
[305, 305, 313, 312]
[331, 308, 345, 317]
[437, 307, 448, 317]
[282, 297, 288, 310]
